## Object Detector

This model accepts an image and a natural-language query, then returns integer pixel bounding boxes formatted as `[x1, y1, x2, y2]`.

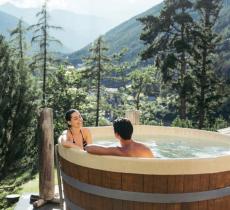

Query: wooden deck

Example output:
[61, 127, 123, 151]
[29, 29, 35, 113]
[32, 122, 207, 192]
[14, 186, 64, 210]
[14, 193, 62, 210]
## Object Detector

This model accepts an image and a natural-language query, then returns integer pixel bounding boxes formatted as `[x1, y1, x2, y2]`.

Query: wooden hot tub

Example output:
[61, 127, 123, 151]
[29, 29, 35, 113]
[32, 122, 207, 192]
[57, 125, 230, 210]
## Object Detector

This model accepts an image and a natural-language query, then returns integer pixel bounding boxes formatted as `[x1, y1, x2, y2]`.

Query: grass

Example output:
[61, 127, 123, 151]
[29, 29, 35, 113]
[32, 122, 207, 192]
[18, 173, 39, 193]
[18, 169, 58, 193]
[0, 168, 58, 210]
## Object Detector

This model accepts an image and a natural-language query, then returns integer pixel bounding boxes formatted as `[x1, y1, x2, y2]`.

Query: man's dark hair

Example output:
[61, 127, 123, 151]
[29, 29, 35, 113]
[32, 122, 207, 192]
[113, 118, 133, 140]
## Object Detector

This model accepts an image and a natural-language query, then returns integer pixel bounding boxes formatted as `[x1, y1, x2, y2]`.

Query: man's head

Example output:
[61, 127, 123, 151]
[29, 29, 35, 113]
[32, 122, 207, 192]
[113, 118, 133, 140]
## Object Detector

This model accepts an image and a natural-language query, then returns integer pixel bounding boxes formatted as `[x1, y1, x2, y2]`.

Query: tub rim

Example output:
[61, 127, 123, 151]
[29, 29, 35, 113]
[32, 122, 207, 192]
[58, 125, 230, 175]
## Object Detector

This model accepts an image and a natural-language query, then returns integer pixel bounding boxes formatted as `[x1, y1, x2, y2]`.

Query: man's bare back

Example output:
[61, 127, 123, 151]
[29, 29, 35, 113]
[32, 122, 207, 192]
[85, 118, 153, 158]
[119, 140, 153, 157]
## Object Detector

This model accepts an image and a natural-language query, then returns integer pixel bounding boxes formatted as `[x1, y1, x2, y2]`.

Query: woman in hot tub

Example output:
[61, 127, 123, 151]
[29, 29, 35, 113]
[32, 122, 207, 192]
[60, 109, 92, 150]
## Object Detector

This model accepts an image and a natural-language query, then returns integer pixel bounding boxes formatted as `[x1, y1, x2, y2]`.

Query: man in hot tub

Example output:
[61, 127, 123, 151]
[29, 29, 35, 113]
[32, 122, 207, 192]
[85, 118, 154, 158]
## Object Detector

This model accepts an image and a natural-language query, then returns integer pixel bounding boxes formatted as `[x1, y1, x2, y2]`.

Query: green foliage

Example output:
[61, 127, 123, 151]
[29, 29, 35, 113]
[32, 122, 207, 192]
[69, 2, 230, 84]
[128, 65, 158, 110]
[0, 166, 38, 210]
[138, 0, 227, 129]
[139, 0, 194, 119]
[171, 117, 193, 128]
[212, 117, 229, 131]
[203, 116, 229, 131]
[83, 36, 111, 126]
[0, 34, 40, 179]
[0, 21, 40, 210]
[46, 66, 91, 140]
[109, 48, 130, 88]
[98, 116, 111, 126]
[192, 0, 224, 129]
[140, 95, 177, 125]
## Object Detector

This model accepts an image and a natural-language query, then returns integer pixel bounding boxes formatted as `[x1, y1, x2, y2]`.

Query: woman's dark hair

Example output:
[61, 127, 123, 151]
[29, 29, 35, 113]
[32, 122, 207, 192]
[113, 118, 133, 140]
[65, 109, 79, 127]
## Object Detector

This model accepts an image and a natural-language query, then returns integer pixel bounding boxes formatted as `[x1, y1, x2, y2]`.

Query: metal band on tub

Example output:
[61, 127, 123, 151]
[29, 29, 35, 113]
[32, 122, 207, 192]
[61, 170, 230, 204]
[65, 196, 84, 210]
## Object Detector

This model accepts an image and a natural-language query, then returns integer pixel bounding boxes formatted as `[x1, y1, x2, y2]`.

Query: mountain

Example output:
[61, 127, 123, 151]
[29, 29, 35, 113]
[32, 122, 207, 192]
[0, 3, 115, 52]
[0, 10, 71, 53]
[68, 2, 163, 65]
[68, 1, 230, 79]
[0, 10, 22, 37]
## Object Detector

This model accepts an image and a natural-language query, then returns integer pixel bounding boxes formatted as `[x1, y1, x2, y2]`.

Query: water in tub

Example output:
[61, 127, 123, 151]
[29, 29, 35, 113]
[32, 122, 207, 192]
[95, 136, 230, 158]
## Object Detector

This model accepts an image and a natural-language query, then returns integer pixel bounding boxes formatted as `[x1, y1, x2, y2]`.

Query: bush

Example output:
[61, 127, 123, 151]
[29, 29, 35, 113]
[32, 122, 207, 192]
[210, 116, 228, 131]
[171, 117, 193, 128]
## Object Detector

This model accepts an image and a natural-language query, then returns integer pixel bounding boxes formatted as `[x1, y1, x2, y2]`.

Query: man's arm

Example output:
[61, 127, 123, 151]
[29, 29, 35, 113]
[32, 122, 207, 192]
[85, 144, 122, 156]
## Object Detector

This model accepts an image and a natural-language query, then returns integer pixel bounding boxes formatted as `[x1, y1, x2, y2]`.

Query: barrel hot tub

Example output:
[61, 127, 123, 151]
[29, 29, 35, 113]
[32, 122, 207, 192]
[58, 125, 230, 210]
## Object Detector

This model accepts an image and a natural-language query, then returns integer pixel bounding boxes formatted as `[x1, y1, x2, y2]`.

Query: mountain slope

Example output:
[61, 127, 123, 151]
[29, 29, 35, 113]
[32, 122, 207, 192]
[68, 3, 163, 65]
[0, 10, 21, 37]
[69, 1, 230, 73]
[0, 3, 115, 52]
[0, 10, 71, 53]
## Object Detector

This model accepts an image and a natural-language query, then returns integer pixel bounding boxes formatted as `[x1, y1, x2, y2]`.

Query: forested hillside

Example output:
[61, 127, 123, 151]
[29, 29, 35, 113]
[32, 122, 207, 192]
[68, 3, 163, 65]
[69, 1, 230, 80]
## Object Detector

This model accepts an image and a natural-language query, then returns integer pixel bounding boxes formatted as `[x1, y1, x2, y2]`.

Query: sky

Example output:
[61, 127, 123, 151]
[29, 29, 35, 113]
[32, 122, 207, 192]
[0, 0, 163, 24]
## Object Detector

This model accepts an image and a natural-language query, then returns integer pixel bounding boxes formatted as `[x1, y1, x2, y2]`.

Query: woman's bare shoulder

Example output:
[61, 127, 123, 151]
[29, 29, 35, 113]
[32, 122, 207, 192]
[58, 130, 68, 143]
[81, 127, 91, 133]
[61, 130, 71, 139]
[61, 130, 68, 135]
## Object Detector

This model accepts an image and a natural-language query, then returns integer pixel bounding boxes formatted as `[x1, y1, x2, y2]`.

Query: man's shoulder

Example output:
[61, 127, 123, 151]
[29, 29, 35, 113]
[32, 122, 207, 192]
[134, 141, 153, 155]
[134, 140, 148, 148]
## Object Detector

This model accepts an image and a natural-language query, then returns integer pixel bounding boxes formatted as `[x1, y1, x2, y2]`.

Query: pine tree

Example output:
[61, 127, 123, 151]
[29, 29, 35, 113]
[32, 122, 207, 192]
[192, 0, 223, 128]
[0, 35, 39, 176]
[139, 0, 194, 119]
[83, 36, 110, 126]
[10, 18, 26, 60]
[111, 48, 130, 90]
[28, 0, 62, 106]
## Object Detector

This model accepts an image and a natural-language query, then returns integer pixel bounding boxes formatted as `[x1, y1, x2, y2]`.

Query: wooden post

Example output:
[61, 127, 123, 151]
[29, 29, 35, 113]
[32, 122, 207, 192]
[125, 110, 140, 125]
[33, 108, 55, 207]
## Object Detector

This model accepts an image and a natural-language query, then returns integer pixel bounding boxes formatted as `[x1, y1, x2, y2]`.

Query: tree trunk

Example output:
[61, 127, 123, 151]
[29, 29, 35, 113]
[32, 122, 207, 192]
[96, 70, 101, 127]
[180, 56, 187, 120]
[198, 48, 207, 129]
[96, 40, 101, 127]
[136, 81, 143, 111]
[19, 21, 23, 59]
[180, 96, 186, 120]
[179, 22, 187, 120]
[42, 8, 47, 106]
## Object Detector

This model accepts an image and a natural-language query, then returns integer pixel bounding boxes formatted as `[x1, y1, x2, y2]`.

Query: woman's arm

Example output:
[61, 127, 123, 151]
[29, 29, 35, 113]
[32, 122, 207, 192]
[60, 130, 81, 149]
